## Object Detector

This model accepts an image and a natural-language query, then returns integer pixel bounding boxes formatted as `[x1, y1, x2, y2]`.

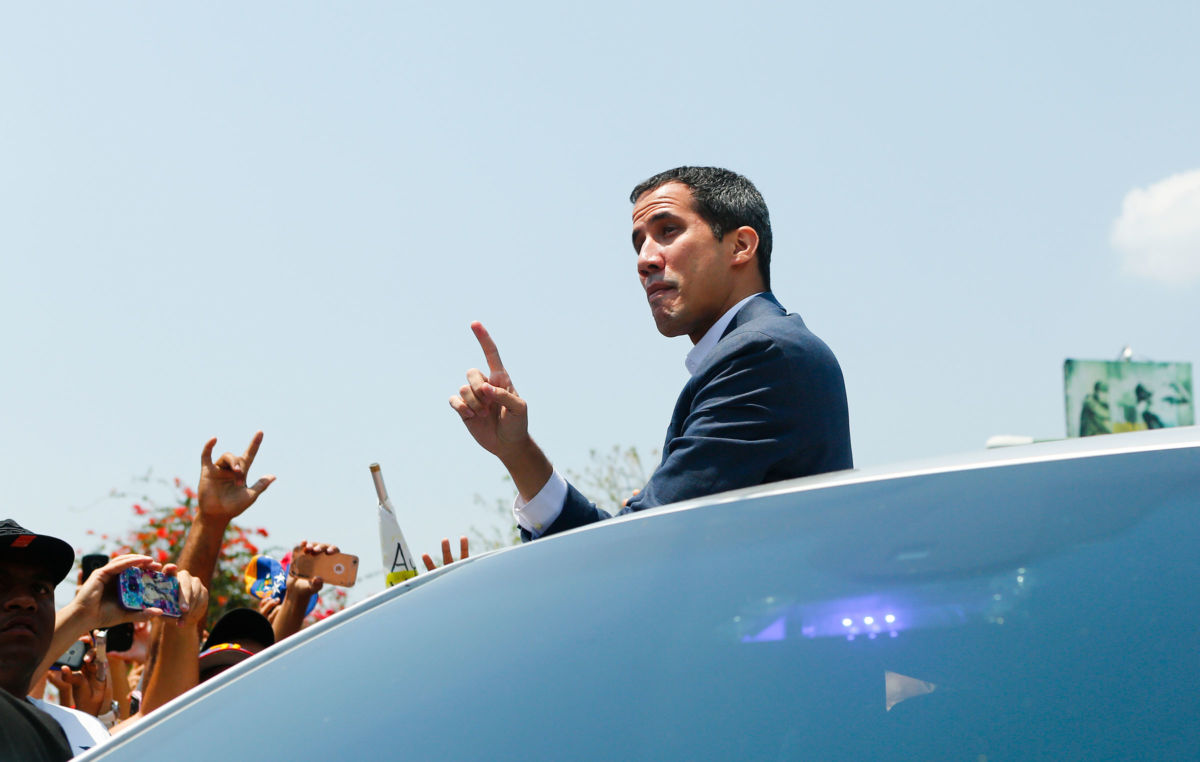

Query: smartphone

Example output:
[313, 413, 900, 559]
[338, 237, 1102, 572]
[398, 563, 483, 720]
[81, 554, 135, 651]
[117, 568, 183, 617]
[104, 623, 135, 653]
[53, 641, 87, 671]
[290, 552, 359, 587]
[81, 553, 109, 582]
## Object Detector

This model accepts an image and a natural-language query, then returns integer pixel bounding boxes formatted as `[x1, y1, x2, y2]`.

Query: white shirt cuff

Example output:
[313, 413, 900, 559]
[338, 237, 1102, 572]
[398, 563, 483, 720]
[513, 470, 568, 538]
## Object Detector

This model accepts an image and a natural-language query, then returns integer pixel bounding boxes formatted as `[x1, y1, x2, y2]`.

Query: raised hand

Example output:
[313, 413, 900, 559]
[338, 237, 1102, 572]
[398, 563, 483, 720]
[448, 322, 554, 501]
[173, 570, 209, 629]
[68, 554, 167, 631]
[272, 541, 339, 642]
[198, 431, 276, 521]
[286, 541, 340, 597]
[450, 322, 530, 458]
[57, 635, 112, 717]
[257, 596, 281, 626]
[422, 537, 469, 572]
[41, 556, 166, 700]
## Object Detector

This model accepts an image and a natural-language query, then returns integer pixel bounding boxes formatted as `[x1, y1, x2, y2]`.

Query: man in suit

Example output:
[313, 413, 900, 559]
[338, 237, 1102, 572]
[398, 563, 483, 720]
[450, 166, 852, 541]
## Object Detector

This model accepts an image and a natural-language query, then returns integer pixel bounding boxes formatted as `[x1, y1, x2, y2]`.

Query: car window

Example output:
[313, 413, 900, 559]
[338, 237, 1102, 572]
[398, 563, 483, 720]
[89, 445, 1199, 760]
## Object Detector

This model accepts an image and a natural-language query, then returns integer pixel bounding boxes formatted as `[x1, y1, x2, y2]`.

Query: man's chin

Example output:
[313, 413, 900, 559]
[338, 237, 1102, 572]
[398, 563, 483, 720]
[652, 318, 687, 338]
[0, 640, 48, 690]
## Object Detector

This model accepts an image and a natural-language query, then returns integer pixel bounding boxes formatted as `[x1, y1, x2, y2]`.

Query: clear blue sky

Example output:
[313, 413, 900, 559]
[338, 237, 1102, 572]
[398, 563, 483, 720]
[3, 2, 1197, 603]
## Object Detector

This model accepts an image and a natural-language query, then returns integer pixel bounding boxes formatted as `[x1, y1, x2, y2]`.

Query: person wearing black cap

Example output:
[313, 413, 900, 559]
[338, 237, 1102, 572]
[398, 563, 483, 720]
[0, 519, 80, 761]
[2, 519, 208, 758]
[198, 607, 275, 683]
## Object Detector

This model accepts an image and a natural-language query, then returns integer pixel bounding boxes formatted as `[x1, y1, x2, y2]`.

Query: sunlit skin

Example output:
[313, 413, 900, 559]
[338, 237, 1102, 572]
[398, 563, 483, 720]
[0, 558, 57, 697]
[631, 182, 764, 343]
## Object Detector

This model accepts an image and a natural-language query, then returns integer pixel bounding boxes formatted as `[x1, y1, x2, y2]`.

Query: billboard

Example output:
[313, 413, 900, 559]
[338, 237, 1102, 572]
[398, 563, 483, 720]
[1064, 359, 1194, 437]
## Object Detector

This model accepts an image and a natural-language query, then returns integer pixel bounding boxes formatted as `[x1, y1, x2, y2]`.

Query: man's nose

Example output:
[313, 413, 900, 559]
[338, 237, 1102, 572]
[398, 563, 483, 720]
[637, 241, 664, 275]
[2, 589, 38, 610]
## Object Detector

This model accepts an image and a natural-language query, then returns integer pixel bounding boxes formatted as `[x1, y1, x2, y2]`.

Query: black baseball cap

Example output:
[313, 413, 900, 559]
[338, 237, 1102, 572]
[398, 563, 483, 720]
[0, 519, 75, 584]
[203, 607, 275, 652]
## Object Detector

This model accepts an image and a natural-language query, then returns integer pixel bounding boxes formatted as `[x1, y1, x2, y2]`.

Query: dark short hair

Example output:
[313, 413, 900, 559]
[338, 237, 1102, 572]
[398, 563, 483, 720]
[630, 166, 773, 289]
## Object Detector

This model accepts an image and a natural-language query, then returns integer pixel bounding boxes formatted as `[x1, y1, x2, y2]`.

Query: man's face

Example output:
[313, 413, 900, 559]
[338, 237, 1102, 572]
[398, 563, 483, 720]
[632, 182, 737, 343]
[0, 557, 57, 696]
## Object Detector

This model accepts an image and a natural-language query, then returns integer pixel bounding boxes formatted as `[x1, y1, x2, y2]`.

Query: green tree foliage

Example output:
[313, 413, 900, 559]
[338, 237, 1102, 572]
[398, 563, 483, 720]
[468, 445, 655, 551]
[566, 445, 653, 514]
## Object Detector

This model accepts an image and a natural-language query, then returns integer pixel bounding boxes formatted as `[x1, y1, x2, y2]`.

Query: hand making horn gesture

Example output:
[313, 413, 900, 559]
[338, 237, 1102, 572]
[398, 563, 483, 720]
[450, 322, 530, 458]
[198, 431, 276, 522]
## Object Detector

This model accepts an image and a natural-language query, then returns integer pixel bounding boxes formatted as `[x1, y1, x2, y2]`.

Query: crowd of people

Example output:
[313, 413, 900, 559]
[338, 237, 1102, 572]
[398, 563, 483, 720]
[3, 166, 852, 759]
[1, 432, 351, 759]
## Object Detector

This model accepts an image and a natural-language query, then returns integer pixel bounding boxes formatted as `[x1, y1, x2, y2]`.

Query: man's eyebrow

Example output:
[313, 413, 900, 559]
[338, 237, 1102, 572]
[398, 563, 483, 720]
[631, 211, 677, 247]
[28, 572, 56, 588]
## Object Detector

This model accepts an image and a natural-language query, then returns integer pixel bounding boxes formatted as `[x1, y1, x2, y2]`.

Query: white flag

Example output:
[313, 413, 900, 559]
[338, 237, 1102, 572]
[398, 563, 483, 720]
[371, 463, 418, 587]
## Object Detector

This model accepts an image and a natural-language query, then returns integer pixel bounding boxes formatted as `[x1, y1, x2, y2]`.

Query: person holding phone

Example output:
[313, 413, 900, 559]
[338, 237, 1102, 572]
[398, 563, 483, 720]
[450, 167, 853, 541]
[32, 631, 112, 755]
[1, 522, 160, 758]
[0, 517, 209, 759]
[272, 541, 343, 642]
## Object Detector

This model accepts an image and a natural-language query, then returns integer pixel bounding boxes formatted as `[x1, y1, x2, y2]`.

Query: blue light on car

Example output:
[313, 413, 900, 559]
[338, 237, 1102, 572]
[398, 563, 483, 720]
[737, 570, 1034, 645]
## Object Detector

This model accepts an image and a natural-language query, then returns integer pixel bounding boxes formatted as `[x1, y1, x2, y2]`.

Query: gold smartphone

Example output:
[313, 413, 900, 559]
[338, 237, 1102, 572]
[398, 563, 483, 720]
[290, 552, 359, 587]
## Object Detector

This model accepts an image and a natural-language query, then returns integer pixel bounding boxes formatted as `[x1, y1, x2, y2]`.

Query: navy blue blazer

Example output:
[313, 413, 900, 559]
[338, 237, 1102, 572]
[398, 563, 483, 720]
[525, 292, 852, 540]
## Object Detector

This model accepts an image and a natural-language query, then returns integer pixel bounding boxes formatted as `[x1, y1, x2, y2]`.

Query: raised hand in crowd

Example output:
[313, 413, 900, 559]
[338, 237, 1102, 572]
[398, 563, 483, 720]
[44, 663, 75, 708]
[197, 431, 275, 521]
[450, 324, 553, 501]
[38, 554, 168, 680]
[273, 541, 337, 642]
[131, 569, 208, 723]
[422, 537, 469, 572]
[54, 634, 112, 718]
[179, 431, 275, 589]
[257, 596, 280, 627]
[106, 620, 153, 719]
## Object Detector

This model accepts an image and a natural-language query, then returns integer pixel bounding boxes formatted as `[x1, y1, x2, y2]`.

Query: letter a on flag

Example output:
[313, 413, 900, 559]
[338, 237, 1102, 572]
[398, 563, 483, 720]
[371, 463, 418, 587]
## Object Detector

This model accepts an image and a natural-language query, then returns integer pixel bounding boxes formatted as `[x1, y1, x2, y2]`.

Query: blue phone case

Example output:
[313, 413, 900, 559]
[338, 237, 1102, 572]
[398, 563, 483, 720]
[117, 568, 183, 617]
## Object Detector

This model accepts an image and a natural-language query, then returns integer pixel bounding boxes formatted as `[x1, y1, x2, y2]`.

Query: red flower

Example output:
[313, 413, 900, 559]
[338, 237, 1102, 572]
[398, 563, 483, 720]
[156, 528, 168, 539]
[173, 506, 187, 517]
[256, 528, 269, 537]
[132, 504, 147, 516]
[184, 487, 197, 500]
[156, 549, 169, 563]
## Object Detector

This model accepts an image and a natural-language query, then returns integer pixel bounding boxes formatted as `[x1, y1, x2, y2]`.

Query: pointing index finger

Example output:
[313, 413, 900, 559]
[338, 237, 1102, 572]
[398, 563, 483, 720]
[471, 322, 506, 375]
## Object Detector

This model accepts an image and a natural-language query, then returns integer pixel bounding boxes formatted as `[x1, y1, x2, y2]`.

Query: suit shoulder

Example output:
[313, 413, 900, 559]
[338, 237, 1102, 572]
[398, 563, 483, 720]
[718, 311, 841, 370]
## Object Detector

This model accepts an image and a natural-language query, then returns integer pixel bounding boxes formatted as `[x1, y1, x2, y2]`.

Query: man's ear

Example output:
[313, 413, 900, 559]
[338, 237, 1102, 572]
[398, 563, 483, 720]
[728, 225, 760, 269]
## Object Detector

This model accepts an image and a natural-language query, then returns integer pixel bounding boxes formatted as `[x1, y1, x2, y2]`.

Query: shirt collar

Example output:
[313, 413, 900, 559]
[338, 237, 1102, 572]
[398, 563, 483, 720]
[684, 293, 762, 376]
